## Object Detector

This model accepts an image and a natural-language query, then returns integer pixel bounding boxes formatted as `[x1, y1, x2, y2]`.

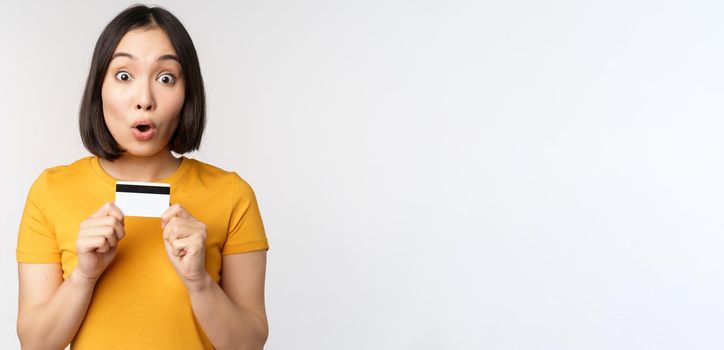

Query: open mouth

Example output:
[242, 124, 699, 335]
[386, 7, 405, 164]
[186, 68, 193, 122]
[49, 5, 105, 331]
[136, 125, 152, 132]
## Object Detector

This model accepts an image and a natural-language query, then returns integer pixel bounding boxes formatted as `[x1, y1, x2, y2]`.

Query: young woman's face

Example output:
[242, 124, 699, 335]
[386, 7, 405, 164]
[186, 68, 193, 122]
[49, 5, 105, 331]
[101, 26, 185, 157]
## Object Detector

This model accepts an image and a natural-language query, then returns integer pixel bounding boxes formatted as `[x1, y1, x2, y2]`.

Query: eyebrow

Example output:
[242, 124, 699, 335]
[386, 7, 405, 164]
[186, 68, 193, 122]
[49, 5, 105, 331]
[110, 52, 180, 63]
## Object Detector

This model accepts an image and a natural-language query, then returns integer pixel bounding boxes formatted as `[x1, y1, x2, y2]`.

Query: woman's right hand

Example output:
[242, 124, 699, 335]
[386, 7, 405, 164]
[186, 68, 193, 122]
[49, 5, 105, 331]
[75, 202, 126, 282]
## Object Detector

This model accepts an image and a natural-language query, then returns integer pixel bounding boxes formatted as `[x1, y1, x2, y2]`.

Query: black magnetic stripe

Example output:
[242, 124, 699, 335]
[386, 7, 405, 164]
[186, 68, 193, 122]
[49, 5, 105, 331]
[116, 184, 170, 195]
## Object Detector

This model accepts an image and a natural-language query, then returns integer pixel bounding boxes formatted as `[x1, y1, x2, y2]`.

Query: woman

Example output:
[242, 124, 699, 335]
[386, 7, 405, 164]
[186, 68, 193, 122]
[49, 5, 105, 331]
[16, 5, 269, 349]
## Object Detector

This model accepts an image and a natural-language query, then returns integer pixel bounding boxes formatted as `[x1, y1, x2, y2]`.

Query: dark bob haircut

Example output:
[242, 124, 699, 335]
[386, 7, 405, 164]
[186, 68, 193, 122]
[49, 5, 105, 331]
[79, 4, 205, 161]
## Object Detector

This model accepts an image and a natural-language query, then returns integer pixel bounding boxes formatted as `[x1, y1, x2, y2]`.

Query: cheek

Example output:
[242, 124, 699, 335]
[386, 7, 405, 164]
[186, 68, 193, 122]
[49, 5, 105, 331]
[101, 83, 126, 121]
[167, 88, 185, 113]
[158, 88, 186, 123]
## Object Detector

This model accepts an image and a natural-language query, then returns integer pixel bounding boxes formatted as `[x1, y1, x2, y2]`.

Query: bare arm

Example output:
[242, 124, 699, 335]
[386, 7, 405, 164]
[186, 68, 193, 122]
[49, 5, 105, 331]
[187, 250, 269, 350]
[17, 263, 98, 350]
[17, 202, 125, 349]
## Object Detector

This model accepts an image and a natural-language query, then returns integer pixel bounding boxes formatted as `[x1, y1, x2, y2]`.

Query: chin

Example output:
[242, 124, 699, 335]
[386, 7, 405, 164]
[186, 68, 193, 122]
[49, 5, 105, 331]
[122, 145, 164, 157]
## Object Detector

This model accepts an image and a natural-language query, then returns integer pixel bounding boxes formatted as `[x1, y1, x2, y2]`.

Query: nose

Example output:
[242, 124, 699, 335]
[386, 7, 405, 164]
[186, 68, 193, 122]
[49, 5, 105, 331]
[137, 102, 153, 111]
[136, 82, 155, 111]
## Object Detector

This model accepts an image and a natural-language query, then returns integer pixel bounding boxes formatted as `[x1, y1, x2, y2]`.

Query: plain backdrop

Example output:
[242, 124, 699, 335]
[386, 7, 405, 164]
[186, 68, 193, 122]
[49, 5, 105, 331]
[2, 0, 724, 349]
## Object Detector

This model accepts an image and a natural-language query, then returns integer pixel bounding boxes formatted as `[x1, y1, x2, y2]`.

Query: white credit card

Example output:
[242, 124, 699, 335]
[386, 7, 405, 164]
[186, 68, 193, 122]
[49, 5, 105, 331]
[115, 181, 171, 217]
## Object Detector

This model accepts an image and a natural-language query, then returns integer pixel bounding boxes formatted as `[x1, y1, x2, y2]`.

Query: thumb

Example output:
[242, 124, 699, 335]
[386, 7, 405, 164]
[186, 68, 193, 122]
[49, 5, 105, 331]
[162, 239, 175, 259]
[90, 202, 113, 218]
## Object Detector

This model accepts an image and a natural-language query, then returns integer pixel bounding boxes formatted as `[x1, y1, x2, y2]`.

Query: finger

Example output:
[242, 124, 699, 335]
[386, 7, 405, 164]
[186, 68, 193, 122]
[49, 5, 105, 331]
[86, 226, 118, 248]
[171, 236, 192, 256]
[163, 222, 195, 242]
[83, 216, 115, 228]
[76, 237, 97, 253]
[100, 215, 126, 241]
[107, 202, 125, 226]
[89, 202, 125, 226]
[161, 204, 191, 229]
[81, 217, 126, 242]
[171, 236, 203, 257]
[171, 237, 186, 256]
[78, 236, 110, 254]
[111, 218, 126, 241]
[162, 216, 196, 240]
[85, 215, 121, 229]
[113, 219, 126, 240]
[89, 202, 114, 218]
[96, 240, 111, 254]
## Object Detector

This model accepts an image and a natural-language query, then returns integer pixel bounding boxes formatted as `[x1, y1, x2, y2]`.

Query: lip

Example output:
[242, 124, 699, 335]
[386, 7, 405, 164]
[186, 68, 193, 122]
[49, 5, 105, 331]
[130, 119, 157, 141]
[132, 127, 156, 141]
[131, 119, 157, 129]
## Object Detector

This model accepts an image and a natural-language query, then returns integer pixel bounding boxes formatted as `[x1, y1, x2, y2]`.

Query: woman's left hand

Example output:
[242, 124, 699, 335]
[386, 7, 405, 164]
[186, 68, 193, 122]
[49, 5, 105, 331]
[161, 204, 209, 290]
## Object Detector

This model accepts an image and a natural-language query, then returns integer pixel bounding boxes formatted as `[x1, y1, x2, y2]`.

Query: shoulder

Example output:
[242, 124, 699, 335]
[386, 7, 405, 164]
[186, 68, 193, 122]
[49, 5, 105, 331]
[28, 156, 95, 192]
[22, 157, 96, 217]
[184, 157, 257, 196]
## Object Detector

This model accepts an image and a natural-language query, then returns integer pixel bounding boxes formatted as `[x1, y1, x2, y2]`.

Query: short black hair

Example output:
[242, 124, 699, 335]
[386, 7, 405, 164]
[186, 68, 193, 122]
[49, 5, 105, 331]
[79, 4, 206, 161]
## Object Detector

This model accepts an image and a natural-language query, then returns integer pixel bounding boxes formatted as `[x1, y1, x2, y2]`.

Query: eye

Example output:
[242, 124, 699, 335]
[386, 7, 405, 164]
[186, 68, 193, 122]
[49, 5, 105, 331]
[157, 73, 176, 84]
[115, 71, 133, 81]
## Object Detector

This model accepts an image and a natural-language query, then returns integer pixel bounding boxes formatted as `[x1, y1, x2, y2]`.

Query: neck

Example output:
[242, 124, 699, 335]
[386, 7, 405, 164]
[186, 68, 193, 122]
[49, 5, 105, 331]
[98, 149, 181, 182]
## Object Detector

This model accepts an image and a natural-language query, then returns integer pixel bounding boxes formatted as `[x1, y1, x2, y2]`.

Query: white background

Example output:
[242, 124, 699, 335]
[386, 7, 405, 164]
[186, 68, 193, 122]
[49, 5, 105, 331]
[2, 0, 723, 349]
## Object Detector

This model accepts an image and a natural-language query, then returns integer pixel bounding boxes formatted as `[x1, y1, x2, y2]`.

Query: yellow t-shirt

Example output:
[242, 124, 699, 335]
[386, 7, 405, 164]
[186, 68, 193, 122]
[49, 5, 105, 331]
[16, 156, 269, 349]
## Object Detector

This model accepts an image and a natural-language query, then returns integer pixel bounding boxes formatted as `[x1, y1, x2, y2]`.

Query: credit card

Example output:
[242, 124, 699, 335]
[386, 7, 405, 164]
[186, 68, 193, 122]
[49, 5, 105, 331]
[115, 181, 171, 217]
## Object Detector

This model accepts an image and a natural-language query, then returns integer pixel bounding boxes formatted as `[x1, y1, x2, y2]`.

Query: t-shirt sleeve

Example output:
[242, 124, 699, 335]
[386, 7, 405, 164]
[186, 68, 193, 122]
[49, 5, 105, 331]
[222, 173, 269, 255]
[16, 170, 61, 263]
